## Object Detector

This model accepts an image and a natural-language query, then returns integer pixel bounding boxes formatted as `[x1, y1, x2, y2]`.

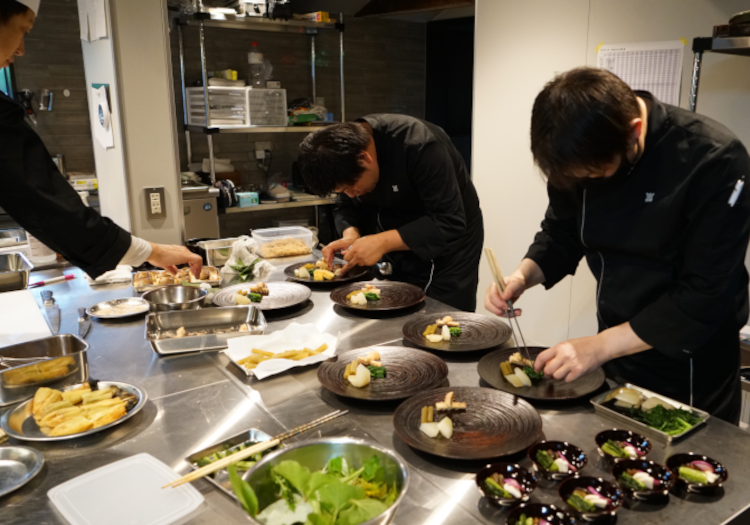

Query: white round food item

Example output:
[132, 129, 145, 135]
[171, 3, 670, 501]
[504, 484, 522, 499]
[632, 471, 655, 490]
[613, 389, 643, 409]
[641, 396, 676, 411]
[514, 367, 532, 387]
[419, 422, 440, 438]
[504, 374, 524, 388]
[426, 334, 444, 343]
[234, 293, 252, 305]
[437, 416, 453, 439]
[552, 457, 569, 473]
[584, 493, 609, 509]
[347, 363, 371, 388]
[441, 325, 451, 341]
[622, 444, 639, 459]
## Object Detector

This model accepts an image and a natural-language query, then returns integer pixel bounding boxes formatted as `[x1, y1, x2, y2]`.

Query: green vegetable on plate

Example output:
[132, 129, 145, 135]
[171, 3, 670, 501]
[601, 439, 627, 458]
[364, 292, 380, 301]
[678, 466, 711, 485]
[627, 404, 701, 436]
[535, 449, 556, 471]
[567, 493, 596, 513]
[618, 472, 645, 491]
[367, 366, 387, 379]
[448, 327, 461, 337]
[484, 477, 512, 498]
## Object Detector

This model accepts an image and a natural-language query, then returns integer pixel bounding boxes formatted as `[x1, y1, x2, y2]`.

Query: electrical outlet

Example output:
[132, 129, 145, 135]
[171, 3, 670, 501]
[144, 187, 166, 219]
[255, 141, 272, 153]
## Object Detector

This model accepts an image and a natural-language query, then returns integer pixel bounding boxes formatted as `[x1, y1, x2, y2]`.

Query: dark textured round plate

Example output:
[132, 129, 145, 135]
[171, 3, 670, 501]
[284, 260, 369, 284]
[402, 312, 512, 352]
[393, 386, 542, 460]
[331, 281, 425, 311]
[318, 346, 448, 401]
[478, 346, 606, 401]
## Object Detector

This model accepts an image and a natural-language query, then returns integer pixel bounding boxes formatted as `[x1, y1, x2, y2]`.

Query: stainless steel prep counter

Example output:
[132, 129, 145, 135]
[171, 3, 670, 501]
[2, 259, 750, 525]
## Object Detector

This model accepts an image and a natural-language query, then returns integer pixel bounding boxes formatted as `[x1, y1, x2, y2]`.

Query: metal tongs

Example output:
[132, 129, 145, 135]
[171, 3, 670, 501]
[484, 248, 532, 364]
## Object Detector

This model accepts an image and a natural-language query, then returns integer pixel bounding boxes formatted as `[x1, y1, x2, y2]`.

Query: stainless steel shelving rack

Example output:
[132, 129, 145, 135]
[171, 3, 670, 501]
[689, 36, 750, 112]
[175, 10, 346, 183]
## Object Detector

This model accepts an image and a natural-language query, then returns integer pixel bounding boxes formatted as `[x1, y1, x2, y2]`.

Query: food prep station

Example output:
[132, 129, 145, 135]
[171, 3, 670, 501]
[2, 256, 750, 525]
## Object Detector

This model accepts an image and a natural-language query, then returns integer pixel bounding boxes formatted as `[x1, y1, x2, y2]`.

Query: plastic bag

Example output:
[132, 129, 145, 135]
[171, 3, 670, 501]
[219, 236, 274, 280]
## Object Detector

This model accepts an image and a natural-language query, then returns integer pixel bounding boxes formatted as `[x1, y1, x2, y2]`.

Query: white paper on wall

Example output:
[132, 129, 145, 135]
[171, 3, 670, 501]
[92, 86, 114, 149]
[597, 40, 684, 106]
[77, 0, 108, 42]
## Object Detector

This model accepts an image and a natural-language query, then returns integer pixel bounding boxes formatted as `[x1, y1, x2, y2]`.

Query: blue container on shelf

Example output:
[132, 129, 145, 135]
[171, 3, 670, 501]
[237, 192, 259, 208]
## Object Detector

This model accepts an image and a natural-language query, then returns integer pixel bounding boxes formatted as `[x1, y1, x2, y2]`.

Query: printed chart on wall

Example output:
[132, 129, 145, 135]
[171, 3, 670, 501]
[597, 40, 684, 106]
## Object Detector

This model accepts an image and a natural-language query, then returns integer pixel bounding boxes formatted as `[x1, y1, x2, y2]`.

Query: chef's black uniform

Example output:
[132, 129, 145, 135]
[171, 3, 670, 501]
[0, 93, 130, 278]
[526, 93, 750, 423]
[335, 114, 483, 311]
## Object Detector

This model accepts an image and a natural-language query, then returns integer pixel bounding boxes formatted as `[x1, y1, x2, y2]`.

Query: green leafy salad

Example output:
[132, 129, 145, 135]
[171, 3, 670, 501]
[228, 455, 399, 525]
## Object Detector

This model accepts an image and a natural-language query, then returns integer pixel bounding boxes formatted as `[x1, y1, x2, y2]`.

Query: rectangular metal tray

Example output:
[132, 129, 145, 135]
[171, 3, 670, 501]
[145, 306, 266, 355]
[0, 252, 33, 293]
[590, 383, 710, 443]
[185, 427, 280, 501]
[0, 334, 89, 406]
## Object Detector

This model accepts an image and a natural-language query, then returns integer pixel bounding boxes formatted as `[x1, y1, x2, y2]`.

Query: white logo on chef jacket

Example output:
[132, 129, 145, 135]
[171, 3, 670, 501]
[392, 185, 399, 192]
[645, 192, 655, 203]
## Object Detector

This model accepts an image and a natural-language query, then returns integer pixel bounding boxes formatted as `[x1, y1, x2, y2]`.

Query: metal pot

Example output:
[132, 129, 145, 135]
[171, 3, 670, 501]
[141, 285, 207, 312]
[243, 437, 409, 525]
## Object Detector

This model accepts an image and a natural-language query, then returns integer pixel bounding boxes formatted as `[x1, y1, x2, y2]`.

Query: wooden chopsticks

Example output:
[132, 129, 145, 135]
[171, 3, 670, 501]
[164, 409, 349, 489]
[484, 248, 532, 362]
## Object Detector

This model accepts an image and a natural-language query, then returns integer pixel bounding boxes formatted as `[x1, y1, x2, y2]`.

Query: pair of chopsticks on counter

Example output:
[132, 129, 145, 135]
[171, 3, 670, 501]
[484, 248, 532, 364]
[164, 409, 349, 489]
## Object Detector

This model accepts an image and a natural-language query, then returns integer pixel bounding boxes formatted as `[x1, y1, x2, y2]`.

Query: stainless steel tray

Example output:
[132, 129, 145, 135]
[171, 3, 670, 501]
[590, 383, 710, 443]
[0, 446, 44, 498]
[185, 427, 280, 501]
[131, 268, 221, 293]
[0, 335, 89, 407]
[0, 252, 33, 293]
[145, 306, 266, 355]
[0, 380, 147, 442]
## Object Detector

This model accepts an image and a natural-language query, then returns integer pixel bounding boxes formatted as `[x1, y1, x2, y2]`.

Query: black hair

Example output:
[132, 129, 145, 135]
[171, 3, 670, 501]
[0, 1, 30, 24]
[297, 122, 372, 196]
[530, 67, 640, 189]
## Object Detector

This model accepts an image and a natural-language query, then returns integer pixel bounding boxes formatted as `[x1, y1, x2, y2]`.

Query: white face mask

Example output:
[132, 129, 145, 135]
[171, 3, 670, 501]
[14, 0, 40, 15]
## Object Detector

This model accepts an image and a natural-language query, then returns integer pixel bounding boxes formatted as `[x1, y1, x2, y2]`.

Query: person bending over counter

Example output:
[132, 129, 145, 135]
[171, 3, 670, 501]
[486, 67, 750, 423]
[298, 114, 483, 311]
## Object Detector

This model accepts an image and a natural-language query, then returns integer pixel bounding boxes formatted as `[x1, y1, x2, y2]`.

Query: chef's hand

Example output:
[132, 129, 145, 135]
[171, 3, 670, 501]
[534, 336, 606, 382]
[534, 323, 652, 382]
[485, 280, 524, 318]
[339, 235, 388, 274]
[322, 229, 361, 270]
[147, 243, 203, 278]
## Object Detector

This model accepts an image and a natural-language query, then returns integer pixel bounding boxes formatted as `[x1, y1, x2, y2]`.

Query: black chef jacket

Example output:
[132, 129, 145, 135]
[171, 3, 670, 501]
[525, 93, 750, 423]
[334, 114, 484, 311]
[0, 93, 131, 278]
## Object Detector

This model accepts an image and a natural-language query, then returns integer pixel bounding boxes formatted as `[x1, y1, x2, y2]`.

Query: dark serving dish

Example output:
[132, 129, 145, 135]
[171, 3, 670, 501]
[476, 462, 537, 507]
[528, 441, 587, 481]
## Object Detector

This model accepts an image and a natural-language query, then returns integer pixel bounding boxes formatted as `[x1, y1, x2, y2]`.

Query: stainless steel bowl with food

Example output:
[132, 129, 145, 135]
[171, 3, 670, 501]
[141, 285, 207, 312]
[236, 437, 409, 525]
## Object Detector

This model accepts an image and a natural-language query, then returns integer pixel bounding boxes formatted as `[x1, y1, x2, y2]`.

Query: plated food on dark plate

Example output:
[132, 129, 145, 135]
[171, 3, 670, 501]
[331, 281, 425, 311]
[666, 453, 728, 493]
[286, 258, 368, 283]
[402, 312, 512, 352]
[476, 463, 537, 507]
[558, 475, 623, 520]
[478, 347, 605, 400]
[506, 503, 576, 525]
[612, 459, 673, 500]
[595, 429, 651, 463]
[528, 441, 587, 481]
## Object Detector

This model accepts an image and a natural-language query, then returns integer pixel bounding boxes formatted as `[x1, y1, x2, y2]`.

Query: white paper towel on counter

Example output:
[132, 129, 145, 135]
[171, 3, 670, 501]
[0, 290, 52, 347]
[219, 236, 274, 280]
[85, 265, 133, 286]
[223, 323, 337, 380]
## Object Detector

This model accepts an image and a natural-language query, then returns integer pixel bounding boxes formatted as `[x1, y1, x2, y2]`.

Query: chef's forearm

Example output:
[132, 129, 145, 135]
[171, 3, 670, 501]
[341, 227, 361, 241]
[512, 258, 546, 289]
[598, 322, 653, 361]
[376, 230, 408, 253]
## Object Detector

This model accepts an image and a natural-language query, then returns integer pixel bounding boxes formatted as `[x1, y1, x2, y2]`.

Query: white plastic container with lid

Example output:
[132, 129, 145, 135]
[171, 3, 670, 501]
[26, 233, 57, 264]
[252, 226, 313, 259]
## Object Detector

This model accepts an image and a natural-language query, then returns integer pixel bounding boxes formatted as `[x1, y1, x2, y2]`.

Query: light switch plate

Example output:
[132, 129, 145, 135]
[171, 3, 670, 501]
[144, 187, 166, 219]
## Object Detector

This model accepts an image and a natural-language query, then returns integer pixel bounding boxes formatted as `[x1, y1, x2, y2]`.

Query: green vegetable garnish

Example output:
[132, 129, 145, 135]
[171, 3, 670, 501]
[308, 268, 316, 276]
[515, 514, 530, 525]
[448, 327, 461, 337]
[567, 493, 596, 513]
[364, 292, 380, 301]
[484, 477, 512, 498]
[248, 292, 262, 302]
[230, 258, 261, 282]
[368, 366, 387, 378]
[678, 466, 710, 485]
[228, 464, 259, 517]
[626, 404, 701, 436]
[523, 366, 544, 382]
[536, 449, 555, 470]
[602, 439, 627, 458]
[618, 472, 645, 491]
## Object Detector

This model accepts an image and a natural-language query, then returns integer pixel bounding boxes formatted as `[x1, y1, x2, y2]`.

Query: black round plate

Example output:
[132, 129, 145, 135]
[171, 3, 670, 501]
[666, 453, 728, 494]
[506, 503, 575, 525]
[558, 475, 623, 520]
[478, 346, 606, 401]
[476, 462, 537, 507]
[317, 347, 448, 401]
[284, 260, 369, 284]
[612, 458, 674, 501]
[331, 281, 425, 311]
[393, 386, 542, 460]
[402, 312, 512, 353]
